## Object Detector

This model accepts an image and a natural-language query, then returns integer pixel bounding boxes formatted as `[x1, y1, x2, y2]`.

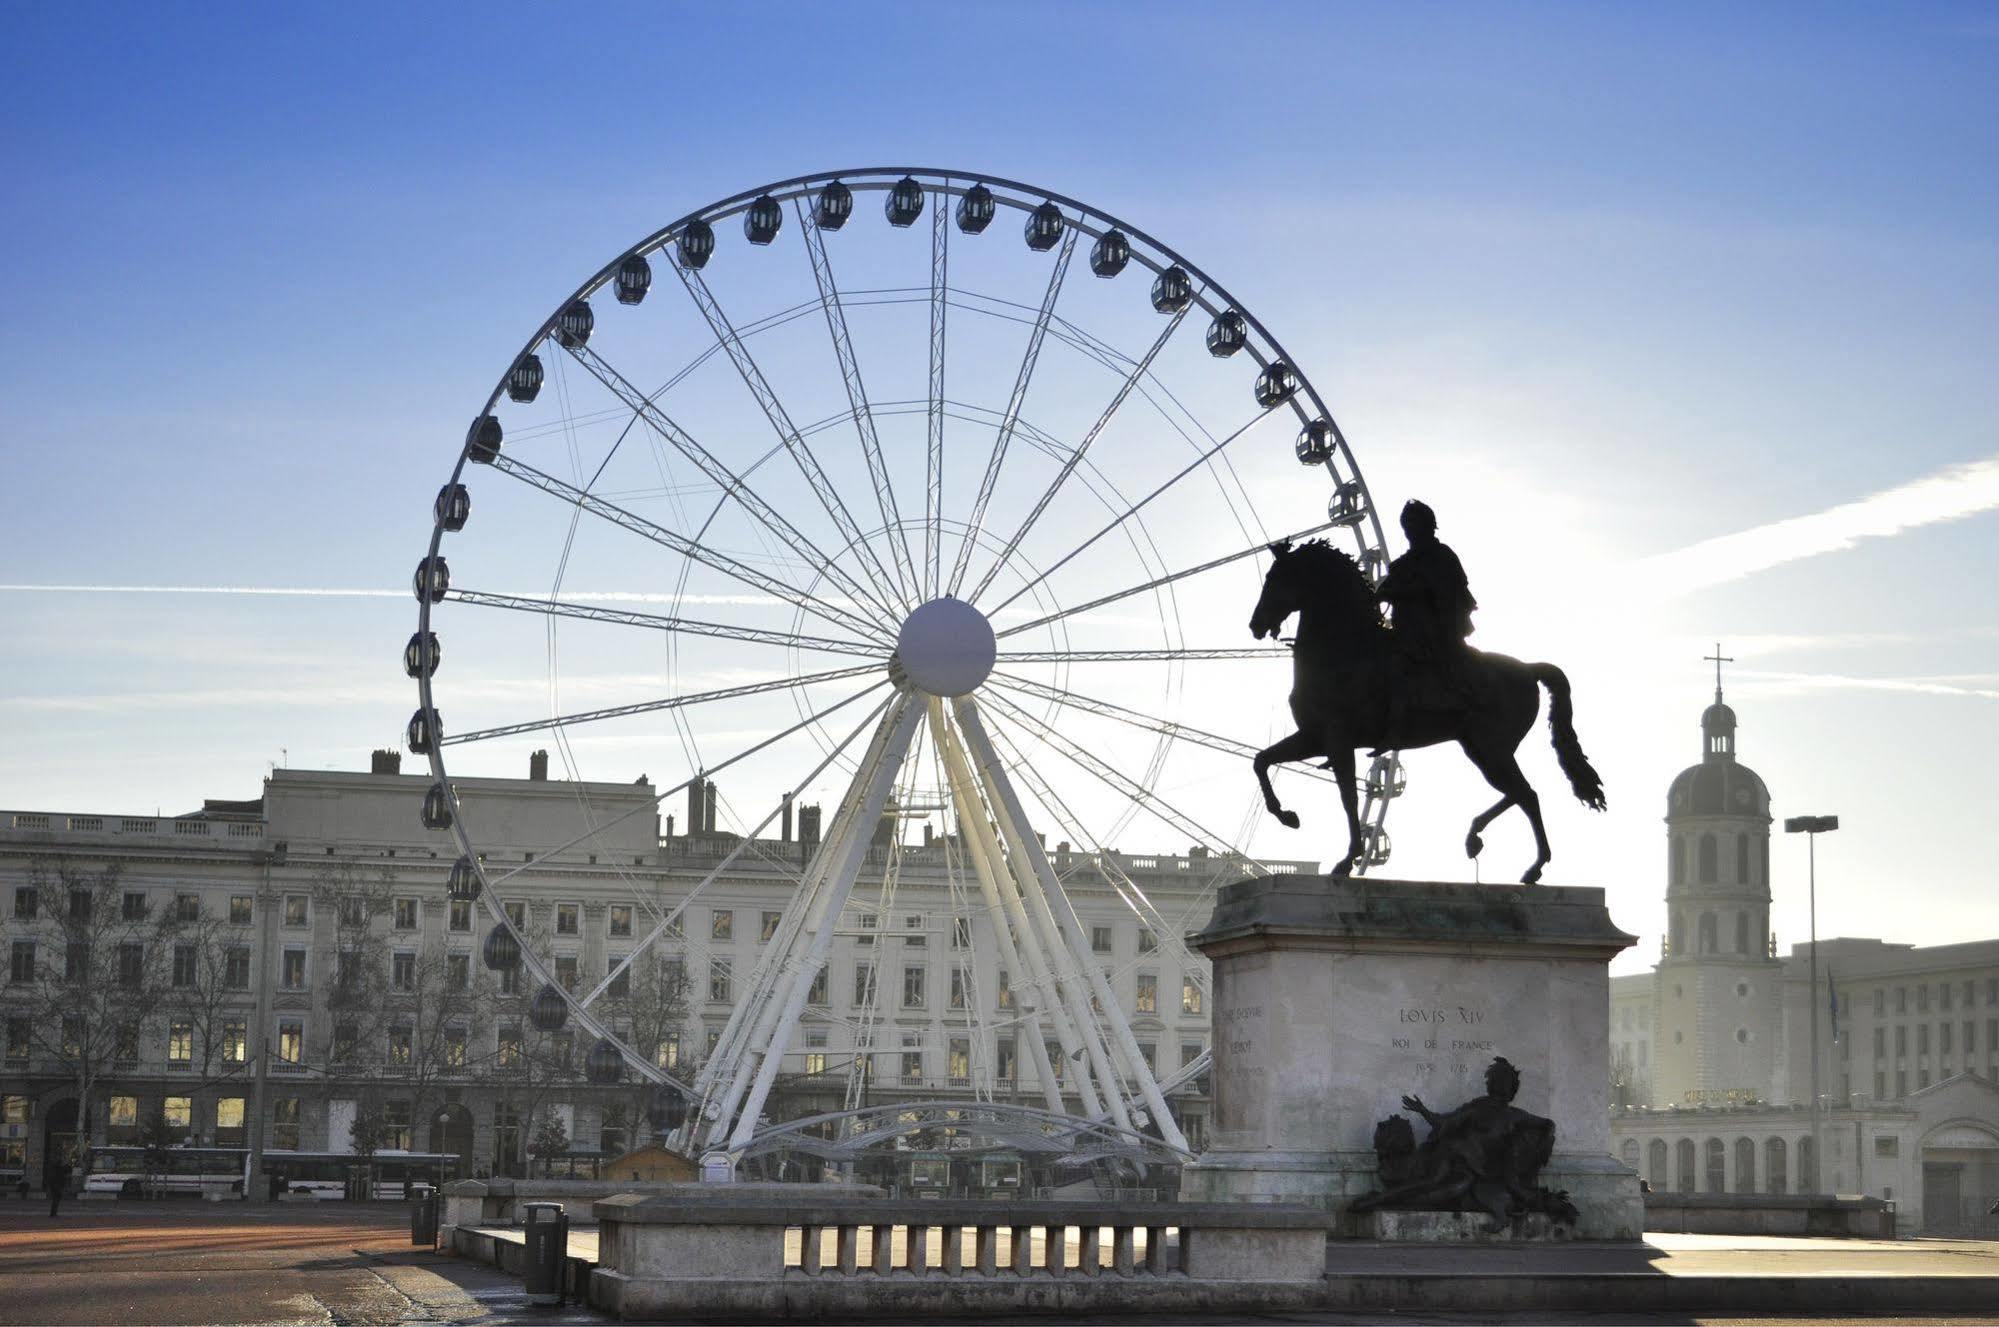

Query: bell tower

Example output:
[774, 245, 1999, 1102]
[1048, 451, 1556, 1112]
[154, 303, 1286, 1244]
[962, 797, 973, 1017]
[1652, 647, 1781, 1107]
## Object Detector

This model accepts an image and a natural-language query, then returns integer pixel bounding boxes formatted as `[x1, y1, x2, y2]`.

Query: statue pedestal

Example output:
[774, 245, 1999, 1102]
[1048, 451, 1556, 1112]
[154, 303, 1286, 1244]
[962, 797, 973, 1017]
[1177, 876, 1643, 1241]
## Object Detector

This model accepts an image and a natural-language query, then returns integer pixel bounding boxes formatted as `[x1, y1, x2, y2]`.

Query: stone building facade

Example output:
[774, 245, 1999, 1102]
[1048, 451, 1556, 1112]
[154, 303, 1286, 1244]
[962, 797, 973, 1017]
[2, 755, 1279, 1192]
[1609, 681, 1999, 1235]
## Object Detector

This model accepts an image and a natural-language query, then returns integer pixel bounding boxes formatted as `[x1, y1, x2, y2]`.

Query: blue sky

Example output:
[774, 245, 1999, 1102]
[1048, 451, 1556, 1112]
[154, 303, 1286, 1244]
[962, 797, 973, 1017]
[3, 2, 1995, 972]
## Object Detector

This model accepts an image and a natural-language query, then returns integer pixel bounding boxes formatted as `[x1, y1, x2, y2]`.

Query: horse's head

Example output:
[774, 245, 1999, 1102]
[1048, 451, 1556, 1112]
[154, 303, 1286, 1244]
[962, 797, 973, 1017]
[1249, 539, 1302, 640]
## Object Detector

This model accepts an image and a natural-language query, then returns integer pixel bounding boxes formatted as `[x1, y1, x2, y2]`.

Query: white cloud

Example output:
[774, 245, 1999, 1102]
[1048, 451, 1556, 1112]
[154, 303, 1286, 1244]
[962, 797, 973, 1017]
[1641, 453, 1999, 594]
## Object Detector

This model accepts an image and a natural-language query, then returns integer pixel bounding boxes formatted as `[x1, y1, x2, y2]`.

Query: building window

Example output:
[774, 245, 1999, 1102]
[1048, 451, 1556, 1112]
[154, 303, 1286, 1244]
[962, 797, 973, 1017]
[497, 1026, 521, 1068]
[118, 942, 145, 986]
[109, 1095, 139, 1143]
[383, 1100, 412, 1151]
[708, 960, 731, 1003]
[1942, 1022, 1953, 1055]
[1874, 1071, 1886, 1099]
[284, 895, 308, 927]
[278, 947, 305, 990]
[4, 1017, 29, 1064]
[904, 914, 925, 946]
[1139, 927, 1157, 953]
[1044, 1041, 1065, 1083]
[8, 941, 33, 985]
[901, 1049, 923, 1083]
[12, 887, 36, 920]
[609, 904, 633, 938]
[1670, 837, 1685, 885]
[393, 898, 418, 930]
[65, 943, 87, 982]
[996, 1037, 1017, 1079]
[807, 965, 828, 1005]
[223, 1021, 246, 1064]
[1697, 834, 1717, 883]
[162, 1096, 192, 1131]
[855, 914, 877, 946]
[166, 1015, 193, 1071]
[1182, 981, 1203, 1015]
[505, 900, 525, 928]
[337, 896, 366, 928]
[949, 969, 968, 1010]
[389, 1025, 413, 1067]
[902, 966, 925, 1008]
[606, 960, 630, 1000]
[1918, 1025, 1930, 1055]
[116, 891, 142, 921]
[1091, 925, 1113, 954]
[710, 910, 732, 941]
[175, 892, 200, 923]
[1942, 982, 1954, 1011]
[278, 1020, 303, 1064]
[392, 952, 415, 991]
[446, 951, 469, 991]
[656, 1032, 680, 1069]
[227, 895, 251, 925]
[949, 1038, 970, 1084]
[448, 899, 471, 932]
[1918, 985, 1931, 1013]
[555, 954, 579, 991]
[444, 1026, 467, 1069]
[996, 969, 1012, 1010]
[760, 911, 781, 943]
[953, 917, 971, 949]
[1874, 989, 1886, 1017]
[1136, 972, 1158, 1014]
[222, 946, 249, 988]
[270, 1097, 301, 1150]
[215, 1098, 246, 1146]
[854, 963, 876, 1007]
[804, 1033, 827, 1076]
[499, 962, 519, 996]
[553, 903, 578, 936]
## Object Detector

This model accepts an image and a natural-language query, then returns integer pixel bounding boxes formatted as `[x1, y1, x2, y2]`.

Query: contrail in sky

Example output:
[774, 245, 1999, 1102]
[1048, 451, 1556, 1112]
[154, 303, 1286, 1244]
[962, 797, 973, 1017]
[1642, 452, 1999, 594]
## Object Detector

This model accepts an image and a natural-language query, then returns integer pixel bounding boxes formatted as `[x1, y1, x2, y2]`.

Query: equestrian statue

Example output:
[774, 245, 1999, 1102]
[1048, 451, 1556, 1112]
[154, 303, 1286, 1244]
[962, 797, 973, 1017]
[1248, 500, 1604, 884]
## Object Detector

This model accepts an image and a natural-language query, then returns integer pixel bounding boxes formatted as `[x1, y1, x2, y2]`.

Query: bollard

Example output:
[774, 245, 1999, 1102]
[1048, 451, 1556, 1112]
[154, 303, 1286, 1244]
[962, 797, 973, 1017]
[521, 1201, 568, 1307]
[410, 1183, 439, 1248]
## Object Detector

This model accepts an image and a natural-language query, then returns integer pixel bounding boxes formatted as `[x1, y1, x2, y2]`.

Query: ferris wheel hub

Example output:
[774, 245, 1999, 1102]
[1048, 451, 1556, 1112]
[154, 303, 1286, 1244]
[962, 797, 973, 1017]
[894, 596, 996, 697]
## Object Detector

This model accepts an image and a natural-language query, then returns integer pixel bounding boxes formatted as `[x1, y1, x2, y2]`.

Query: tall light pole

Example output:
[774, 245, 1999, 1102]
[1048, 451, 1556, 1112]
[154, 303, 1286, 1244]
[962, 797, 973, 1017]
[1785, 813, 1838, 1192]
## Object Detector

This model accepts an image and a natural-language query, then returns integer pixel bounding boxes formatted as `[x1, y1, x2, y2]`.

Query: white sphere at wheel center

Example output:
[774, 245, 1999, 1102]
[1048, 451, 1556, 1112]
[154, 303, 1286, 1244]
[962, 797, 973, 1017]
[894, 597, 997, 698]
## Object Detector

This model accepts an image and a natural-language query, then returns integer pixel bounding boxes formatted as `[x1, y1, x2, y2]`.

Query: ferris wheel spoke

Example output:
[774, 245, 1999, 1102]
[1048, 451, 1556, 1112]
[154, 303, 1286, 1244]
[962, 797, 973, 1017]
[946, 226, 1079, 597]
[980, 689, 1265, 867]
[987, 671, 1343, 787]
[556, 338, 901, 629]
[439, 664, 881, 746]
[485, 451, 889, 644]
[479, 678, 891, 893]
[444, 588, 882, 658]
[1002, 646, 1289, 663]
[795, 198, 920, 604]
[578, 690, 895, 1010]
[996, 519, 1340, 643]
[926, 191, 948, 600]
[670, 262, 909, 618]
[985, 406, 1285, 620]
[966, 302, 1191, 605]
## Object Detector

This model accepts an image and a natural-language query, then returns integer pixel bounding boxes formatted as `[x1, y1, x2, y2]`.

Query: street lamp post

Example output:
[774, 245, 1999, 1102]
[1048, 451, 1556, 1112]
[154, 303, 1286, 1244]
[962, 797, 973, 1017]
[1785, 813, 1839, 1193]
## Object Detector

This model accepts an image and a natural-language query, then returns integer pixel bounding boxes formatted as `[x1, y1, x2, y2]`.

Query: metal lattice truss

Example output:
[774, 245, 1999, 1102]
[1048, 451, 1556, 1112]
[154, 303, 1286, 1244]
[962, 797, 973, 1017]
[408, 169, 1403, 1167]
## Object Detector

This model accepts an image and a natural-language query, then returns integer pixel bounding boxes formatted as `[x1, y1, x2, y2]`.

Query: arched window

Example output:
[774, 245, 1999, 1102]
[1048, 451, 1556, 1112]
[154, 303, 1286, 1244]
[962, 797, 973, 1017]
[1734, 1137, 1757, 1193]
[1670, 912, 1685, 957]
[1798, 1135, 1816, 1193]
[1704, 1137, 1727, 1193]
[1735, 911, 1750, 954]
[1698, 912, 1718, 954]
[1765, 1136, 1787, 1194]
[1620, 1138, 1640, 1172]
[1671, 836, 1685, 885]
[1676, 1138, 1697, 1194]
[1648, 1138, 1670, 1190]
[1736, 833, 1750, 883]
[1699, 834, 1718, 883]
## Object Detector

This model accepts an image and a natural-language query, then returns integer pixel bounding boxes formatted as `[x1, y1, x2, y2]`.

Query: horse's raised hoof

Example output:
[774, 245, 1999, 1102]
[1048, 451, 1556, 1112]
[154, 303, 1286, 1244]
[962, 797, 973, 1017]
[1520, 865, 1543, 885]
[1331, 856, 1355, 879]
[1465, 832, 1484, 860]
[1276, 809, 1300, 829]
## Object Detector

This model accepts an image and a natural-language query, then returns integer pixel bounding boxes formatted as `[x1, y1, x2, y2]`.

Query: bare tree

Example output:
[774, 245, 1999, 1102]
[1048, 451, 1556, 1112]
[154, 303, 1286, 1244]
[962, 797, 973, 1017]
[11, 858, 182, 1163]
[598, 953, 694, 1153]
[157, 901, 258, 1104]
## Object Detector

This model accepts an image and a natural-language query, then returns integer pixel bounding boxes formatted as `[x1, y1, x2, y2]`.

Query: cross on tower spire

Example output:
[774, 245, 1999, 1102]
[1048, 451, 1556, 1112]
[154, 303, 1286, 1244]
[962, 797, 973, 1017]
[1704, 643, 1733, 704]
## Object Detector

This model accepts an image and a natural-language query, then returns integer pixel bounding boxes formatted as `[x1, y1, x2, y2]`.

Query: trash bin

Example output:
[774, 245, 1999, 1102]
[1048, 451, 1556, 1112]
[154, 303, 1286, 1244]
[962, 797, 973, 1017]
[521, 1201, 568, 1307]
[410, 1184, 438, 1248]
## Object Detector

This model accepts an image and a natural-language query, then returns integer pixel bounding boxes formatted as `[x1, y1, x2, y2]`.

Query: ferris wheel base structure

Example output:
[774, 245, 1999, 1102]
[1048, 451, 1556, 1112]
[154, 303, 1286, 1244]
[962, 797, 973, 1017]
[1178, 874, 1644, 1241]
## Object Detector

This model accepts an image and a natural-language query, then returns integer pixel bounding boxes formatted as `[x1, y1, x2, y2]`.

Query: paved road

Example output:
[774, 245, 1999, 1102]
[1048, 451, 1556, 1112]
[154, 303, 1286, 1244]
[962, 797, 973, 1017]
[0, 1199, 599, 1326]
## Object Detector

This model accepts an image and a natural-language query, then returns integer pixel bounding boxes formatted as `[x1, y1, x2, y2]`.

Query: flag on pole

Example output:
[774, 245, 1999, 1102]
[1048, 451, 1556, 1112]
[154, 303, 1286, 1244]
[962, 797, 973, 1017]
[1827, 967, 1839, 1043]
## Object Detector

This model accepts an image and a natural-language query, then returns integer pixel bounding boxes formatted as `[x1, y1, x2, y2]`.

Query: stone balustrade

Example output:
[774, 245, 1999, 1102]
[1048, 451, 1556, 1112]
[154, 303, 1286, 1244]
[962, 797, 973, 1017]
[589, 1194, 1329, 1320]
[441, 1177, 880, 1230]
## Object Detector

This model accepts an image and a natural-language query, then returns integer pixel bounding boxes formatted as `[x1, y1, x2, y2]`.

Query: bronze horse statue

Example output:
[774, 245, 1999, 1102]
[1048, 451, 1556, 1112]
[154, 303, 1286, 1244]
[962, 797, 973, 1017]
[1248, 538, 1604, 884]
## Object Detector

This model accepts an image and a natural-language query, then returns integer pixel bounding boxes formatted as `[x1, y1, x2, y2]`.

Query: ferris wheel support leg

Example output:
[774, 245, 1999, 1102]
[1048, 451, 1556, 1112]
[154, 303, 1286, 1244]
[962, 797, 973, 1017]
[719, 696, 925, 1156]
[955, 698, 1193, 1155]
[952, 699, 1134, 1134]
[928, 699, 1067, 1117]
[934, 703, 1107, 1120]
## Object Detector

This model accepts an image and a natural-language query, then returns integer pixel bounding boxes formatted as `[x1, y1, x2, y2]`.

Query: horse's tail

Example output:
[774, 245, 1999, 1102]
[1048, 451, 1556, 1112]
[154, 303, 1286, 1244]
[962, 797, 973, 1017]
[1532, 663, 1606, 811]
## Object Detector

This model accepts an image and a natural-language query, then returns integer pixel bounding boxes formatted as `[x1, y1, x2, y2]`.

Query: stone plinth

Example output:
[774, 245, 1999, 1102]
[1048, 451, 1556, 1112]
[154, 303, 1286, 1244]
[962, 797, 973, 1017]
[1178, 876, 1643, 1241]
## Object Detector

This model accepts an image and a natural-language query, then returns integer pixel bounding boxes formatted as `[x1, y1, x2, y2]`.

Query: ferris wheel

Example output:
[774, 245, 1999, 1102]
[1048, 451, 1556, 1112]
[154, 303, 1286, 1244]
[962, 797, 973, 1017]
[405, 169, 1398, 1161]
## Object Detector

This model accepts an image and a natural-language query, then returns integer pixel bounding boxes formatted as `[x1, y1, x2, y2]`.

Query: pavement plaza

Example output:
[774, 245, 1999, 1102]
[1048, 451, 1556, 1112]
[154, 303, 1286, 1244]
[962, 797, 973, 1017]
[5, 1201, 1999, 1326]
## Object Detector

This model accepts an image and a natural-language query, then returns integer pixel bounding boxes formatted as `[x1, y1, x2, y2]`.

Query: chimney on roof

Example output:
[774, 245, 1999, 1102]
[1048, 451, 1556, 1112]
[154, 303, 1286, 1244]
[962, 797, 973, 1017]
[798, 803, 822, 864]
[688, 779, 705, 836]
[370, 749, 402, 776]
[702, 779, 717, 834]
[529, 749, 549, 781]
[781, 792, 794, 844]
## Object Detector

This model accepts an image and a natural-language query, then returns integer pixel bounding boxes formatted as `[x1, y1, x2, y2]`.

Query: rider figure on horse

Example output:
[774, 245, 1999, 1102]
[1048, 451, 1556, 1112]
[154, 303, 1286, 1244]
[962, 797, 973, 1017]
[1378, 499, 1477, 746]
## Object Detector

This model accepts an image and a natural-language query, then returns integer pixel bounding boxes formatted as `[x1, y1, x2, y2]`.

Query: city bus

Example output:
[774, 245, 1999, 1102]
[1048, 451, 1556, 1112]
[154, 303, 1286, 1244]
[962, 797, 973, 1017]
[81, 1146, 248, 1197]
[262, 1149, 460, 1200]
